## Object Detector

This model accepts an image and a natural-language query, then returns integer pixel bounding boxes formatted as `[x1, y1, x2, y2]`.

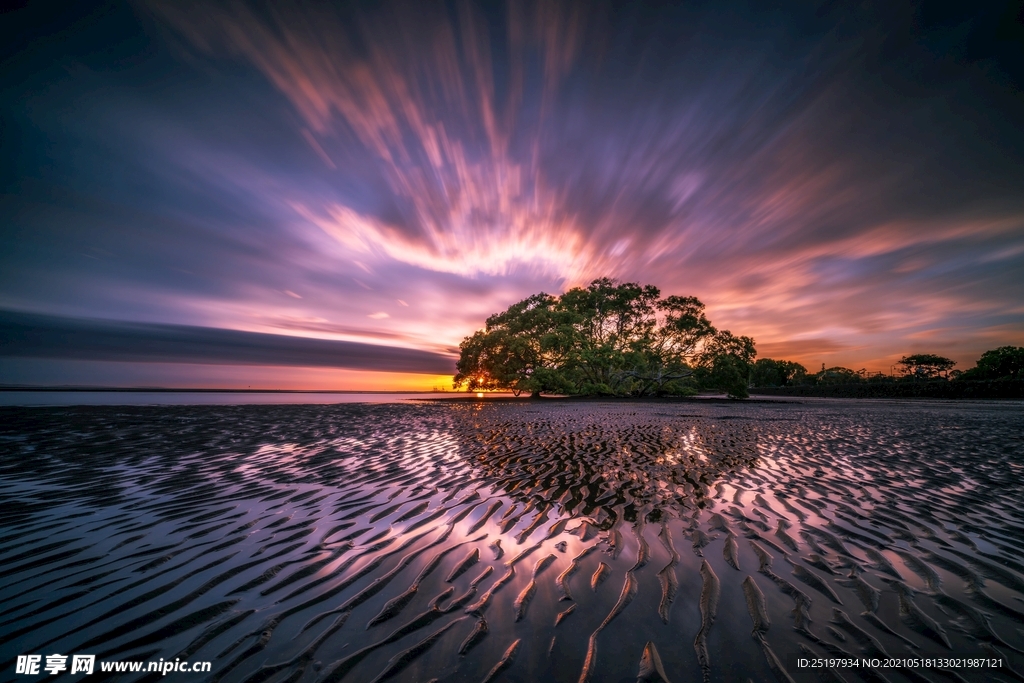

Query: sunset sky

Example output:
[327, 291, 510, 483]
[2, 1, 1023, 389]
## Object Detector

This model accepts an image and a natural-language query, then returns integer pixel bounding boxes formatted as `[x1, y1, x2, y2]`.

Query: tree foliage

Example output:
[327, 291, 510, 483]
[750, 358, 808, 387]
[692, 330, 757, 398]
[816, 366, 863, 384]
[454, 278, 756, 398]
[959, 346, 1024, 381]
[740, 346, 1024, 393]
[897, 353, 956, 379]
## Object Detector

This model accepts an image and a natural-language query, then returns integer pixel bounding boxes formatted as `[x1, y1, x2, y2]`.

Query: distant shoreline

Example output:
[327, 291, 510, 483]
[2, 386, 1020, 401]
[0, 387, 461, 394]
[751, 379, 1024, 399]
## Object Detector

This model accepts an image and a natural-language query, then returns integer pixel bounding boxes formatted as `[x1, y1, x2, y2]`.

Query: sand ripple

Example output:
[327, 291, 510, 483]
[1, 399, 1023, 682]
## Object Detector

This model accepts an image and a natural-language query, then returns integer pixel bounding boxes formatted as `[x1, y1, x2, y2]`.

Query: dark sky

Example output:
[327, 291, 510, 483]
[2, 1, 1022, 387]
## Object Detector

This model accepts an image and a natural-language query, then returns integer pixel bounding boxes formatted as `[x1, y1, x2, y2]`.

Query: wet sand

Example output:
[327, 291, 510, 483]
[1, 399, 1023, 682]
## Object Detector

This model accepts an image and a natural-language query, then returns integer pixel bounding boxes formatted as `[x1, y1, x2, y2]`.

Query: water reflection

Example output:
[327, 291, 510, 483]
[1, 401, 1022, 683]
[454, 406, 763, 526]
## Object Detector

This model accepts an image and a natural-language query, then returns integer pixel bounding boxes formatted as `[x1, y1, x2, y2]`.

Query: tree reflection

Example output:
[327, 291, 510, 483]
[451, 405, 762, 527]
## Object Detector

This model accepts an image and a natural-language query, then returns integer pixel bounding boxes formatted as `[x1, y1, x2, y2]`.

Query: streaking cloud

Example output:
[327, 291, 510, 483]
[154, 1, 608, 281]
[0, 1, 1021, 387]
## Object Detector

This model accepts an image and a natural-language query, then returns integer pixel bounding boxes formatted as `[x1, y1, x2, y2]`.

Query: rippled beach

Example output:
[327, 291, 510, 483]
[2, 399, 1023, 682]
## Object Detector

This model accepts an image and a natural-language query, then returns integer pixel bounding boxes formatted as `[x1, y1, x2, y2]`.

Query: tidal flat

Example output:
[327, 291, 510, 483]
[1, 399, 1023, 682]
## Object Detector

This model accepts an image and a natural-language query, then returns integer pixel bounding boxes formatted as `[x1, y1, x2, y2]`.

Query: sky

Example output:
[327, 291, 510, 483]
[2, 0, 1023, 389]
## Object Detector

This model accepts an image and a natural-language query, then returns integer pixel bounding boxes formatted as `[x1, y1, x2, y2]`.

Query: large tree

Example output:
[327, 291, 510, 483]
[454, 278, 756, 398]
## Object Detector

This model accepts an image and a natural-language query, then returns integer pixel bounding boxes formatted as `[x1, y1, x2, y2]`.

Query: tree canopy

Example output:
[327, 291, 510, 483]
[960, 346, 1024, 381]
[454, 278, 756, 398]
[897, 353, 956, 379]
[750, 358, 808, 387]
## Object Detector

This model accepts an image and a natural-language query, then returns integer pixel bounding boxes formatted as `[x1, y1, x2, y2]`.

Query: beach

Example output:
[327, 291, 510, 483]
[2, 398, 1023, 682]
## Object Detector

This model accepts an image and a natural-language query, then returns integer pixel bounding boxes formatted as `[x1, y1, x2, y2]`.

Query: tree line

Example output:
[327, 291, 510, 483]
[454, 278, 1023, 399]
[751, 347, 1023, 388]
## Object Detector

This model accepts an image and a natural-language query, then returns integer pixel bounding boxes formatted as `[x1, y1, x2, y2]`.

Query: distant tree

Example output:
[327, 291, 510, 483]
[959, 346, 1024, 381]
[897, 353, 956, 380]
[750, 358, 808, 387]
[864, 370, 893, 383]
[816, 366, 861, 384]
[454, 278, 754, 398]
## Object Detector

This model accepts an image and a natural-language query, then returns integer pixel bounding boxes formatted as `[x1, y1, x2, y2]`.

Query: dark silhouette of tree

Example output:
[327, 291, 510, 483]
[897, 353, 956, 379]
[816, 366, 862, 384]
[453, 293, 575, 397]
[750, 358, 808, 387]
[959, 346, 1024, 381]
[454, 278, 755, 398]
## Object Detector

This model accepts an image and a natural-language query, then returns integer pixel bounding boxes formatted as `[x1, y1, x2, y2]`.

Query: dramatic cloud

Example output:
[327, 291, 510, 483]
[0, 310, 455, 374]
[1, 1, 1021, 386]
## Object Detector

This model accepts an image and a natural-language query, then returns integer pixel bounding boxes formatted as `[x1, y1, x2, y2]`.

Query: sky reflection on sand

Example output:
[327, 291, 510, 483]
[1, 400, 1023, 682]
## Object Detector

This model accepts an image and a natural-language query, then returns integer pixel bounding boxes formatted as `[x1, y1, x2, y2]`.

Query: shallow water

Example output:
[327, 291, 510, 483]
[0, 392, 511, 407]
[1, 400, 1023, 682]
